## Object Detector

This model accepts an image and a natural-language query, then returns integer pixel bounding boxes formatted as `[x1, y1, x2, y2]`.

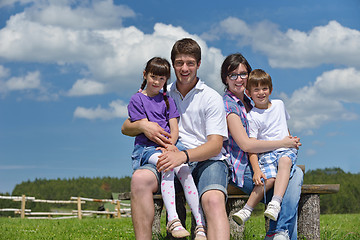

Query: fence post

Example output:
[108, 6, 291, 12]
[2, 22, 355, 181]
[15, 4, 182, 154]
[77, 197, 82, 220]
[116, 200, 121, 219]
[21, 194, 26, 219]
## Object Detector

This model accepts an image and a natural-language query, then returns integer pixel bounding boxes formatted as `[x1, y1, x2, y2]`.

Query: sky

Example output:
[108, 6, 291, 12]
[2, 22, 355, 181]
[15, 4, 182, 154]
[1, 0, 359, 194]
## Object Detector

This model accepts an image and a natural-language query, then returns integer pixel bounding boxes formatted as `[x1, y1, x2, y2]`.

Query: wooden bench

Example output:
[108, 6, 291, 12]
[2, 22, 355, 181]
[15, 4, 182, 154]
[118, 166, 340, 240]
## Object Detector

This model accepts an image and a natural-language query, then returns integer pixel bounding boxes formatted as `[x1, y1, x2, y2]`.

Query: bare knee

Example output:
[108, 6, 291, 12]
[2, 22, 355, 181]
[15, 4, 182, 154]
[201, 190, 226, 214]
[131, 169, 158, 195]
[266, 178, 275, 186]
[279, 156, 291, 168]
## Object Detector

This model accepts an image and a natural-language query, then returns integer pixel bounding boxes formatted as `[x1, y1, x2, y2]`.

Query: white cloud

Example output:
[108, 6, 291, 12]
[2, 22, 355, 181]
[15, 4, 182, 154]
[5, 71, 41, 90]
[73, 99, 128, 120]
[205, 18, 360, 69]
[26, 0, 135, 30]
[0, 2, 226, 96]
[68, 78, 106, 96]
[0, 65, 10, 79]
[283, 68, 360, 133]
[305, 149, 317, 156]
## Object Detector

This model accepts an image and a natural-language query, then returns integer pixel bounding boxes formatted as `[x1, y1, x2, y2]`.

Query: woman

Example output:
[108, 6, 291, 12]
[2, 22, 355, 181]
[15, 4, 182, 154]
[221, 53, 303, 240]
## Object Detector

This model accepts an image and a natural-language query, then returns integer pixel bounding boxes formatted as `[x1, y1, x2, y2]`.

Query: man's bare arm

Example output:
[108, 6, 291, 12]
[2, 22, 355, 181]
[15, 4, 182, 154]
[121, 118, 171, 146]
[156, 134, 224, 172]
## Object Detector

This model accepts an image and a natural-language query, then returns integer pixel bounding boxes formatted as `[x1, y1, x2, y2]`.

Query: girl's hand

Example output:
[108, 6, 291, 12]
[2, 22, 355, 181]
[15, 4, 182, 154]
[165, 144, 178, 152]
[155, 146, 167, 153]
[253, 170, 266, 186]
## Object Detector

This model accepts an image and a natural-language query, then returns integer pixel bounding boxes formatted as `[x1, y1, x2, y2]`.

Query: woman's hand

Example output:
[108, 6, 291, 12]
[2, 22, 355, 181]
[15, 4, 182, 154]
[282, 136, 301, 149]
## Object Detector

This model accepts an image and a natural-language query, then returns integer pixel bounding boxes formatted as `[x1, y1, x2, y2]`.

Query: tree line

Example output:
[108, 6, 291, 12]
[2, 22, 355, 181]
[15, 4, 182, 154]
[1, 168, 359, 217]
[0, 176, 131, 216]
[303, 167, 360, 214]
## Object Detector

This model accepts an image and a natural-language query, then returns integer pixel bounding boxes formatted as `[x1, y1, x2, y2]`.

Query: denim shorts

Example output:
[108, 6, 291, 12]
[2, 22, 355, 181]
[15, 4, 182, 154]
[131, 140, 187, 171]
[190, 160, 229, 199]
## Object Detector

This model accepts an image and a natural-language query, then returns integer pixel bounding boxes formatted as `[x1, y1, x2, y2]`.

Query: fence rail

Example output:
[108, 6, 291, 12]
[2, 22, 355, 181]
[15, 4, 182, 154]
[0, 194, 131, 219]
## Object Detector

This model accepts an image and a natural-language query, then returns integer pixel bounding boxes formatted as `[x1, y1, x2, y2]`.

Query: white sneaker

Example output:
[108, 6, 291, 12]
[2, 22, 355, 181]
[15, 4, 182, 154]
[264, 201, 281, 221]
[232, 208, 251, 225]
[273, 231, 290, 240]
[264, 231, 290, 240]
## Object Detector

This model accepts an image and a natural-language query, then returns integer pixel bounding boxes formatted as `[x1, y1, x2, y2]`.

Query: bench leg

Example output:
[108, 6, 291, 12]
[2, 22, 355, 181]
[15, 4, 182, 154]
[153, 198, 163, 237]
[226, 198, 246, 239]
[298, 194, 320, 240]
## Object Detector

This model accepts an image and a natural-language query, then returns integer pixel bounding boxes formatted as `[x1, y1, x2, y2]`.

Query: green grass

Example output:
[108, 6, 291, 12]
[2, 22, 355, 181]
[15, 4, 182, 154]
[0, 214, 359, 239]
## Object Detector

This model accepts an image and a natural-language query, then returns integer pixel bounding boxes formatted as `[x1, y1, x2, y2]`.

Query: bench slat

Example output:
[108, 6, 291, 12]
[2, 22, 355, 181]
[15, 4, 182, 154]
[301, 184, 340, 194]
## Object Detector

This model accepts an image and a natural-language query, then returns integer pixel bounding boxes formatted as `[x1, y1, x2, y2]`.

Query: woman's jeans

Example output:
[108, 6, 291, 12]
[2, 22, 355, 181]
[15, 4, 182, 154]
[240, 165, 303, 240]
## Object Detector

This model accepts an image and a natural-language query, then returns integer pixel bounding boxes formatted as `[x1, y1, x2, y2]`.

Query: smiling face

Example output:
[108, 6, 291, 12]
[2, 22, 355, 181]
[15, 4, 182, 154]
[142, 71, 167, 97]
[173, 54, 200, 90]
[226, 63, 249, 98]
[246, 84, 272, 109]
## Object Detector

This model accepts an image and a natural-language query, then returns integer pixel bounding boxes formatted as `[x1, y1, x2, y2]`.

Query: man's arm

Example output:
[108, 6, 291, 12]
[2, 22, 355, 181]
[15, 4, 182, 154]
[121, 118, 172, 146]
[156, 134, 224, 172]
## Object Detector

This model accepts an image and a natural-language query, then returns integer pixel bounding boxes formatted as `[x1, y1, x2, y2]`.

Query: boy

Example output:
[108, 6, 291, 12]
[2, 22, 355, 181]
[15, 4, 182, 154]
[232, 69, 298, 225]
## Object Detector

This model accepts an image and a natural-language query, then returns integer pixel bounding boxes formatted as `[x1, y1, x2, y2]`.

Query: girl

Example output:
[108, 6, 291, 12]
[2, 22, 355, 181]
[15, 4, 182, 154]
[127, 57, 206, 239]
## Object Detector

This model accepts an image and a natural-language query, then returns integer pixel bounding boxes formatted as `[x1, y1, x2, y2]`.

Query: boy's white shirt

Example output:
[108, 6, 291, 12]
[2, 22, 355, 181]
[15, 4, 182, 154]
[247, 99, 290, 151]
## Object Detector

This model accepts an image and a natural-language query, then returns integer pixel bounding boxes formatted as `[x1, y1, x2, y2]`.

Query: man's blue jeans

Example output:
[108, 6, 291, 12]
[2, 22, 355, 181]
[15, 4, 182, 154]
[240, 165, 303, 240]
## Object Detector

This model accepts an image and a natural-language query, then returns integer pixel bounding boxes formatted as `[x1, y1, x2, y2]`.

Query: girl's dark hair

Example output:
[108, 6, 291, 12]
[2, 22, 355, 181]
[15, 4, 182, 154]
[221, 53, 252, 90]
[139, 57, 171, 109]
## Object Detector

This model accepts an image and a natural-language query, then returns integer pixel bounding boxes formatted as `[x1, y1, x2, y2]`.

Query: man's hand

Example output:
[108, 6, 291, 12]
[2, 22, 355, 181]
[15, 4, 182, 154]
[156, 150, 186, 172]
[140, 120, 172, 147]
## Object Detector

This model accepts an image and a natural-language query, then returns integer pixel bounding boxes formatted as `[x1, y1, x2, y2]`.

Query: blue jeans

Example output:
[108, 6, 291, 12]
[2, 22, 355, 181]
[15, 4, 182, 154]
[240, 165, 303, 240]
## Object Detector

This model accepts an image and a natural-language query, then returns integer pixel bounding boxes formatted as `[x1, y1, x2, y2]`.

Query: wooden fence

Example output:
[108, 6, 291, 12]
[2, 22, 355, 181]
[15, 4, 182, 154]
[0, 195, 131, 219]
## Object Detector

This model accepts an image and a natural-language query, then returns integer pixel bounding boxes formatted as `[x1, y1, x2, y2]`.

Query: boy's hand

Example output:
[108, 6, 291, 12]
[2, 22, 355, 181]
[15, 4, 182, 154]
[253, 170, 267, 186]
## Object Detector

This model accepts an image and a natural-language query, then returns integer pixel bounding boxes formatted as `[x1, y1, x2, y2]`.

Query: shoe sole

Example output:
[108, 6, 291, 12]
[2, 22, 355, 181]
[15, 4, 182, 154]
[232, 214, 244, 225]
[264, 211, 278, 221]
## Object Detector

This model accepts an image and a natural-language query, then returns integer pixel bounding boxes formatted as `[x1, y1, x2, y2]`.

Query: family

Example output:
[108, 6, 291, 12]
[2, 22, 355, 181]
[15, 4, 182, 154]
[121, 38, 302, 240]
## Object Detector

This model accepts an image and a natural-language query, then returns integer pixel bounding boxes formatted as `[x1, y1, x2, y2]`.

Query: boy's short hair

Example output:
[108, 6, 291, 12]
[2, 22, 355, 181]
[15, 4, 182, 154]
[171, 38, 201, 65]
[246, 69, 273, 92]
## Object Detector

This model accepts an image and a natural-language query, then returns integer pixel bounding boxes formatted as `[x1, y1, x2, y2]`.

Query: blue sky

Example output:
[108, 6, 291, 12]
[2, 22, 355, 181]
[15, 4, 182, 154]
[1, 0, 359, 194]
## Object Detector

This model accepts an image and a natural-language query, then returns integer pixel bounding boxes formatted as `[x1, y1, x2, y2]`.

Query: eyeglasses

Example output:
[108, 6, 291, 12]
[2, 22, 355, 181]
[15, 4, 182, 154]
[228, 72, 248, 80]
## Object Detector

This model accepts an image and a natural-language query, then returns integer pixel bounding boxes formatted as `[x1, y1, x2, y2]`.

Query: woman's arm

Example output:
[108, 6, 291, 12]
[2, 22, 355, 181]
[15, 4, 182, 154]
[227, 113, 299, 153]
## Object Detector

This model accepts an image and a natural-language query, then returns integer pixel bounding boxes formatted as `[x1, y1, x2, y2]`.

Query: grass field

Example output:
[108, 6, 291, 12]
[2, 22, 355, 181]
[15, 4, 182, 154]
[0, 214, 359, 239]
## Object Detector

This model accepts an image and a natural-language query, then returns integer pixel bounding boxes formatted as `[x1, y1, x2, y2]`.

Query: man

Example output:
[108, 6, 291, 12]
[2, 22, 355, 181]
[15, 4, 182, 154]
[122, 38, 230, 240]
